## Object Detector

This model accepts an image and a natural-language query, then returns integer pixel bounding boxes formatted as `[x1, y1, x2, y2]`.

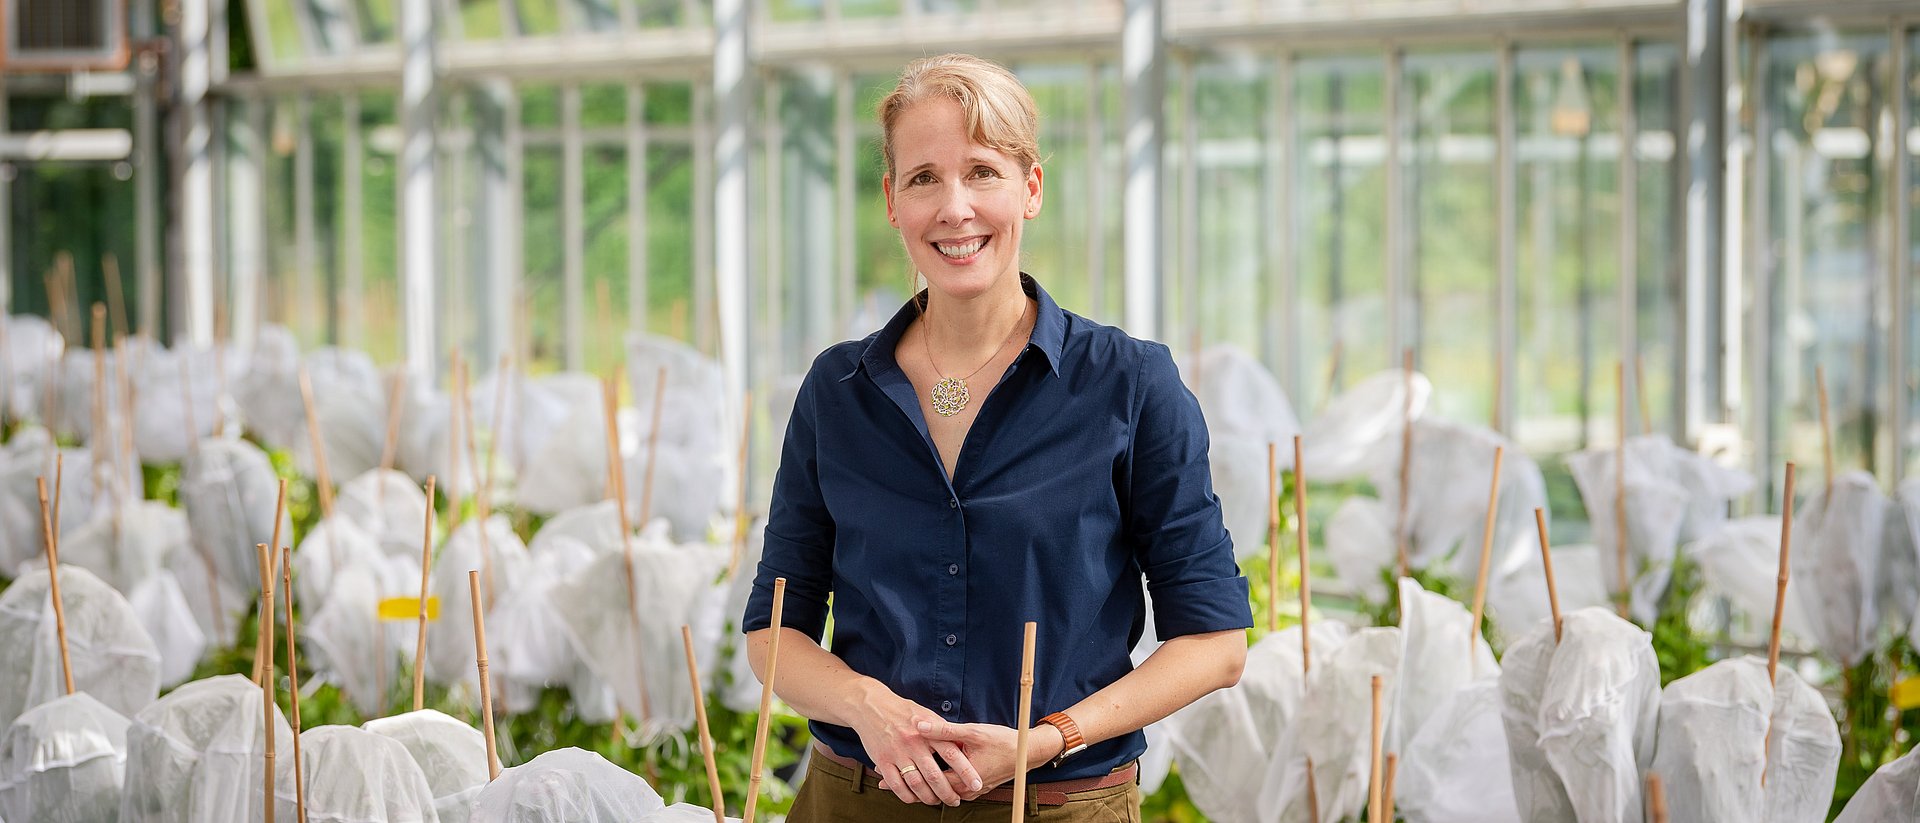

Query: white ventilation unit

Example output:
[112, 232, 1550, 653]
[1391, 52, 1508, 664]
[5, 0, 127, 71]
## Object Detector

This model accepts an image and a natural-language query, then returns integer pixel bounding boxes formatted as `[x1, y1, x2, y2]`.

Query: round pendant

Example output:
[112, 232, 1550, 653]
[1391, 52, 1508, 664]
[930, 377, 971, 417]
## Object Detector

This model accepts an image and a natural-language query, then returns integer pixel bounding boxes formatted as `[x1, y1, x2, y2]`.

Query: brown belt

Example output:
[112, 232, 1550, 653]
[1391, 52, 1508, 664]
[811, 743, 1137, 806]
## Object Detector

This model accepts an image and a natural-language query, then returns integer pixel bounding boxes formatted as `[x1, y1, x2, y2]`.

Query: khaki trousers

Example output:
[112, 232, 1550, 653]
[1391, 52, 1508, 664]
[788, 749, 1142, 823]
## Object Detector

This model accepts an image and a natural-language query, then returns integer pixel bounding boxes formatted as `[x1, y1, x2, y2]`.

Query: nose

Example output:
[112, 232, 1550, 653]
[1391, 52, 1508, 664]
[934, 181, 975, 227]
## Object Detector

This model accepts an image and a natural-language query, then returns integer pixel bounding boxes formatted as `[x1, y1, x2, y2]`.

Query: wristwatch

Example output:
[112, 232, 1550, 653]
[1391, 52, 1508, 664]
[1037, 712, 1088, 768]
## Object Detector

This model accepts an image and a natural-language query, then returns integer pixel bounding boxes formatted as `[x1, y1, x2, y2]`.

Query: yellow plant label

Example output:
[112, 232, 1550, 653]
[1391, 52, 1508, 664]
[377, 597, 439, 621]
[1892, 676, 1920, 711]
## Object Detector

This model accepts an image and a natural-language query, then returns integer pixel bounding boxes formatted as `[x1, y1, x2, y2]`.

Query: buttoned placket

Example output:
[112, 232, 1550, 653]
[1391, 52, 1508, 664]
[863, 342, 1036, 722]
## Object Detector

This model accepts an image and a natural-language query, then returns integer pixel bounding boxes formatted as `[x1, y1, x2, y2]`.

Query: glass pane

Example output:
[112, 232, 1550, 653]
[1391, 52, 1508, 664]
[584, 141, 629, 375]
[1636, 43, 1683, 441]
[1184, 56, 1270, 364]
[764, 69, 840, 376]
[457, 0, 506, 39]
[1762, 32, 1895, 481]
[4, 96, 137, 335]
[353, 91, 402, 364]
[357, 0, 396, 43]
[512, 0, 564, 36]
[646, 143, 696, 342]
[258, 0, 308, 64]
[1294, 55, 1388, 414]
[765, 0, 824, 23]
[1909, 30, 1920, 479]
[1017, 63, 1107, 327]
[521, 84, 564, 372]
[852, 71, 903, 336]
[843, 0, 901, 18]
[1514, 46, 1622, 453]
[1406, 50, 1499, 425]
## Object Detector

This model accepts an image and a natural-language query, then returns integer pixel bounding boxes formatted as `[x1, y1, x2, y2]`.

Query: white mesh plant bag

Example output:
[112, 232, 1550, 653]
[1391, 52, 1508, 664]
[1325, 497, 1399, 605]
[1566, 442, 1693, 623]
[57, 500, 185, 597]
[548, 534, 730, 742]
[1792, 471, 1891, 668]
[1302, 368, 1432, 483]
[128, 345, 225, 463]
[426, 515, 532, 700]
[118, 674, 297, 823]
[282, 724, 440, 823]
[1686, 516, 1817, 643]
[304, 554, 421, 717]
[1392, 578, 1498, 752]
[54, 348, 131, 446]
[298, 348, 387, 481]
[0, 427, 59, 576]
[1834, 744, 1920, 822]
[179, 438, 288, 608]
[622, 441, 724, 543]
[1167, 623, 1347, 823]
[470, 747, 665, 823]
[1285, 626, 1404, 823]
[1896, 478, 1920, 646]
[468, 371, 573, 501]
[1394, 678, 1519, 823]
[363, 710, 489, 823]
[337, 469, 433, 559]
[127, 571, 209, 688]
[294, 516, 386, 610]
[0, 565, 160, 730]
[639, 804, 738, 822]
[1, 314, 64, 425]
[234, 325, 305, 452]
[625, 333, 726, 455]
[490, 533, 603, 715]
[1650, 656, 1838, 823]
[1482, 542, 1614, 642]
[0, 691, 130, 823]
[512, 375, 610, 516]
[718, 522, 766, 715]
[529, 501, 623, 557]
[1498, 606, 1661, 823]
[1179, 344, 1301, 447]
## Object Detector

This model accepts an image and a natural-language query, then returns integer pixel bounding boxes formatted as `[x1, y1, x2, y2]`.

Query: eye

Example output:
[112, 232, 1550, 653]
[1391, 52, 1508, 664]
[970, 166, 1000, 179]
[908, 171, 936, 186]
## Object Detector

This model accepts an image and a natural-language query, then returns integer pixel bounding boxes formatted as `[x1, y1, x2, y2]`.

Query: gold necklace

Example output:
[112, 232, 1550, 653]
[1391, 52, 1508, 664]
[923, 300, 1030, 417]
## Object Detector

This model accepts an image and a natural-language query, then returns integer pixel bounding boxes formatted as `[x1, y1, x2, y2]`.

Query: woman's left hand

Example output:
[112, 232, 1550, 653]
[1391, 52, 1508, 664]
[897, 719, 1064, 801]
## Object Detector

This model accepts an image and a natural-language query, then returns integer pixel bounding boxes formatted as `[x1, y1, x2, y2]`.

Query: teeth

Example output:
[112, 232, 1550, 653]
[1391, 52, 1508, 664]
[936, 238, 984, 258]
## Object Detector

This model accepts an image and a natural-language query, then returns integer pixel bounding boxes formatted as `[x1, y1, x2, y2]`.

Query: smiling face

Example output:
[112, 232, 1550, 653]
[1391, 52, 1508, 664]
[883, 97, 1043, 302]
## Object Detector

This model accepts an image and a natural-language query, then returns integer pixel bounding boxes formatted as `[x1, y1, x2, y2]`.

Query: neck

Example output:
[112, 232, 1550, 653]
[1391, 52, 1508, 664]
[921, 274, 1031, 355]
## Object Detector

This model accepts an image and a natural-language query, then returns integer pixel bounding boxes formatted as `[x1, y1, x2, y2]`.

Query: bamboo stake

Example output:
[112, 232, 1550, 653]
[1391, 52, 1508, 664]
[639, 366, 667, 526]
[1536, 508, 1562, 643]
[413, 475, 437, 713]
[36, 477, 74, 695]
[90, 305, 106, 505]
[743, 577, 786, 823]
[259, 479, 288, 686]
[379, 370, 407, 476]
[1396, 349, 1413, 580]
[1764, 462, 1796, 788]
[1295, 434, 1320, 823]
[281, 547, 307, 823]
[602, 373, 652, 727]
[1, 311, 12, 430]
[103, 253, 128, 345]
[258, 542, 277, 823]
[180, 357, 200, 456]
[1613, 361, 1629, 619]
[1267, 441, 1280, 633]
[1368, 674, 1385, 823]
[447, 354, 464, 530]
[729, 390, 753, 580]
[1469, 446, 1505, 673]
[1816, 365, 1833, 490]
[469, 571, 501, 781]
[1319, 341, 1343, 414]
[1011, 621, 1039, 823]
[42, 350, 57, 437]
[1382, 753, 1399, 822]
[484, 356, 509, 505]
[297, 369, 335, 519]
[681, 626, 725, 823]
[1634, 354, 1652, 435]
[51, 454, 62, 552]
[458, 365, 494, 606]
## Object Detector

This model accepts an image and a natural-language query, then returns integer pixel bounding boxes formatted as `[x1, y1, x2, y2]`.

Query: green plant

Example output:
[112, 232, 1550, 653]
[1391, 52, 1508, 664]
[1647, 553, 1716, 687]
[1831, 639, 1920, 816]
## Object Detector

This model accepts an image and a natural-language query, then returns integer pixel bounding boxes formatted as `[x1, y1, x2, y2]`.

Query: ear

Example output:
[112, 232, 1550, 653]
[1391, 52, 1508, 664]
[883, 173, 898, 225]
[1023, 164, 1044, 219]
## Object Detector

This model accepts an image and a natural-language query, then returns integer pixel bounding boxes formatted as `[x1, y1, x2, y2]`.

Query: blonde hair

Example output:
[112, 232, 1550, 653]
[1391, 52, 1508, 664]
[878, 54, 1040, 180]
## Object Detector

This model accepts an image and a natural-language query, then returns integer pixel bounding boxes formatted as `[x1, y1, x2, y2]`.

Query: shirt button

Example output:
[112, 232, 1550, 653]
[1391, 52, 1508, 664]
[945, 634, 958, 646]
[941, 700, 953, 712]
[947, 563, 959, 576]
[949, 498, 959, 509]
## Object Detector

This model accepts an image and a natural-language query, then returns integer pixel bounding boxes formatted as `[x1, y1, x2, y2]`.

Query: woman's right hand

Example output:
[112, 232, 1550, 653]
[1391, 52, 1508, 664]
[847, 683, 983, 806]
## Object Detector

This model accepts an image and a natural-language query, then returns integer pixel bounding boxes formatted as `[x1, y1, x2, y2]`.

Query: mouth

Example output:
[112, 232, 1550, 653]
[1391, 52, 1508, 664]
[932, 235, 989, 263]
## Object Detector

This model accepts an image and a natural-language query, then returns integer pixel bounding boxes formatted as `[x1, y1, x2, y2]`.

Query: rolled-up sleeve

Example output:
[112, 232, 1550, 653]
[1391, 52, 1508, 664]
[743, 365, 835, 641]
[1125, 344, 1253, 639]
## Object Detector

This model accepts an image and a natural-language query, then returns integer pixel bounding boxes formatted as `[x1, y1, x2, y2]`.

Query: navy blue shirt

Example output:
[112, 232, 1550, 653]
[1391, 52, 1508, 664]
[743, 275, 1252, 782]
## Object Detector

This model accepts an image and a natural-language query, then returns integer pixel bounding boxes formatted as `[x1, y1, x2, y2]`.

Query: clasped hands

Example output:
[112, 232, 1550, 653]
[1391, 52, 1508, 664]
[852, 695, 1065, 807]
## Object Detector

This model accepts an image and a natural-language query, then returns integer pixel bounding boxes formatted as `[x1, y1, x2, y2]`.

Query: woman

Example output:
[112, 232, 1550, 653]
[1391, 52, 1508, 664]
[744, 53, 1251, 821]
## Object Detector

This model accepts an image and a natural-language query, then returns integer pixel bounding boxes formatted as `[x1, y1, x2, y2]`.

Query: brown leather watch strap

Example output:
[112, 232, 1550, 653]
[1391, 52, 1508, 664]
[1037, 711, 1088, 768]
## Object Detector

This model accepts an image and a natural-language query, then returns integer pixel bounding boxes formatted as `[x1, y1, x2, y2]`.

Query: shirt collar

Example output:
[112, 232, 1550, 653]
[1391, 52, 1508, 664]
[840, 273, 1065, 382]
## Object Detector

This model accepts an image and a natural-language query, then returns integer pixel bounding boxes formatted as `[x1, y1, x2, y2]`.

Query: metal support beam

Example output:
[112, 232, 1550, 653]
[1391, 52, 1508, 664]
[134, 12, 160, 337]
[1385, 47, 1405, 363]
[834, 70, 854, 338]
[1682, 0, 1727, 444]
[400, 0, 439, 379]
[1121, 0, 1164, 340]
[1496, 40, 1516, 437]
[0, 80, 8, 315]
[295, 97, 318, 338]
[1178, 55, 1198, 357]
[562, 84, 585, 369]
[178, 0, 217, 345]
[344, 94, 364, 347]
[714, 0, 751, 429]
[1271, 53, 1297, 399]
[229, 97, 267, 350]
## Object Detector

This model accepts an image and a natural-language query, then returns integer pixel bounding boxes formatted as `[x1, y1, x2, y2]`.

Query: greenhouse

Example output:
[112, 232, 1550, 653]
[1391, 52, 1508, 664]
[1, 0, 1918, 819]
